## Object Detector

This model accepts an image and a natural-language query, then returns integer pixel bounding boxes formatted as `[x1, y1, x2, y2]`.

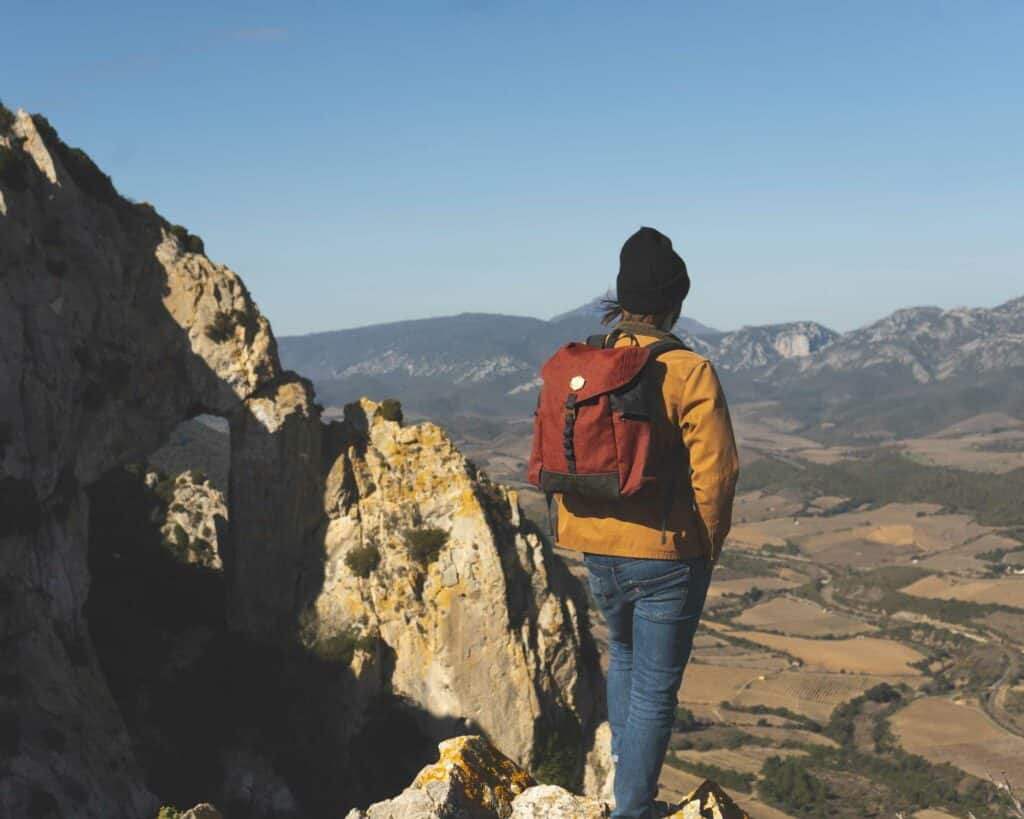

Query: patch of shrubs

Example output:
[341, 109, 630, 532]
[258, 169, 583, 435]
[156, 808, 182, 819]
[169, 224, 206, 255]
[864, 682, 902, 703]
[204, 310, 246, 343]
[674, 706, 699, 731]
[191, 538, 215, 563]
[380, 398, 403, 424]
[31, 114, 119, 203]
[344, 544, 381, 578]
[760, 755, 829, 815]
[152, 472, 178, 505]
[669, 755, 755, 793]
[725, 703, 822, 732]
[403, 527, 448, 566]
[532, 709, 582, 790]
[311, 628, 377, 665]
[0, 101, 14, 131]
[674, 726, 768, 752]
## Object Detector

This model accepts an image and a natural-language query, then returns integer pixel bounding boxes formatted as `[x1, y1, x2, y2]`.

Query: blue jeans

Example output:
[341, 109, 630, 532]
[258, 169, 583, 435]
[583, 554, 712, 819]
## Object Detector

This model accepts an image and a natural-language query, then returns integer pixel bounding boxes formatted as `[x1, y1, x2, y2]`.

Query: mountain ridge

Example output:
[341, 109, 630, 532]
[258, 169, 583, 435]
[279, 293, 1024, 438]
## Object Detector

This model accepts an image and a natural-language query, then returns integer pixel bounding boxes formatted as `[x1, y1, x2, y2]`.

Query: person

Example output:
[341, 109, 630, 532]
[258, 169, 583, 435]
[556, 226, 739, 819]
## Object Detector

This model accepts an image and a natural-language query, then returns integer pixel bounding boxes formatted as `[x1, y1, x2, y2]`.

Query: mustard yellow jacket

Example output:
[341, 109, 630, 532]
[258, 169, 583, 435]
[555, 321, 740, 561]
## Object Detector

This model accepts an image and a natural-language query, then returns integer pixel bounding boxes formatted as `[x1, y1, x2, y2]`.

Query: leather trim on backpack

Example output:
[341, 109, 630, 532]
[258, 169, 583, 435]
[539, 469, 621, 500]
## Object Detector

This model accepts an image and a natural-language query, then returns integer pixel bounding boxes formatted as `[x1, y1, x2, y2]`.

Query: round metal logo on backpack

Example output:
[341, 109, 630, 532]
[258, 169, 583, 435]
[570, 375, 585, 390]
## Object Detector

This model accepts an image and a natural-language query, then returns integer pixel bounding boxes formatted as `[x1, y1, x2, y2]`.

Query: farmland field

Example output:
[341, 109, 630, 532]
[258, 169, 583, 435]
[733, 596, 876, 637]
[729, 631, 926, 676]
[674, 745, 807, 776]
[728, 670, 893, 722]
[901, 574, 1024, 609]
[890, 697, 1024, 789]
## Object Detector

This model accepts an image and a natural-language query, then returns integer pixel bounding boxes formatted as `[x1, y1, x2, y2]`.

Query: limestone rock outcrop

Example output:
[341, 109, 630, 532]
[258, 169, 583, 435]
[148, 468, 226, 568]
[664, 780, 750, 819]
[347, 734, 750, 819]
[307, 397, 601, 777]
[344, 735, 536, 819]
[179, 805, 224, 819]
[0, 104, 604, 817]
[0, 106, 322, 817]
[509, 785, 610, 818]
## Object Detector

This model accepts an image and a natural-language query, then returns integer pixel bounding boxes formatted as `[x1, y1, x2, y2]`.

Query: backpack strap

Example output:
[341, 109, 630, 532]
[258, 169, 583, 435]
[585, 326, 645, 349]
[644, 338, 692, 359]
[637, 337, 690, 544]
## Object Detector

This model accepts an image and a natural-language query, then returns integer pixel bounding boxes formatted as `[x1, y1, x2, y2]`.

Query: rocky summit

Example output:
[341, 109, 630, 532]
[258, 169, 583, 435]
[0, 106, 604, 817]
[345, 734, 749, 819]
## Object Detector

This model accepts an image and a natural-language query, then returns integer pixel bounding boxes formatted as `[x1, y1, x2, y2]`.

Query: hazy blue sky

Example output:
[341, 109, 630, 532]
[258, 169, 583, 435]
[6, 1, 1021, 335]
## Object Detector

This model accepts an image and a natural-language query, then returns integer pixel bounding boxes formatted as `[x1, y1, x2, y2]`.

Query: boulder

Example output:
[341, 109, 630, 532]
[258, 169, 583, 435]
[510, 785, 609, 818]
[345, 735, 536, 819]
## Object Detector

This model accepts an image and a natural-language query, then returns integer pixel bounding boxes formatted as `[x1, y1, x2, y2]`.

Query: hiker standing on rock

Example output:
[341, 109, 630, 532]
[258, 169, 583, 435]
[529, 226, 739, 819]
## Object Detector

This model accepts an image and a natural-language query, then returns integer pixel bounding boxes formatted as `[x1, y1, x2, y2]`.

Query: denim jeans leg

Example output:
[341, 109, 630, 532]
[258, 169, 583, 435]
[583, 555, 633, 762]
[611, 558, 711, 819]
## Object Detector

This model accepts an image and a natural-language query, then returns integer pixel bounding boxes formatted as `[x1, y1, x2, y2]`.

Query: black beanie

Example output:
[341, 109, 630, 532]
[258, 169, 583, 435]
[616, 226, 690, 314]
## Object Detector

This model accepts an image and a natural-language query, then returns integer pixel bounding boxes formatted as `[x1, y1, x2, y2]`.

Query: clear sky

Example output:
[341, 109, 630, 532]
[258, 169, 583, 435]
[5, 1, 1022, 335]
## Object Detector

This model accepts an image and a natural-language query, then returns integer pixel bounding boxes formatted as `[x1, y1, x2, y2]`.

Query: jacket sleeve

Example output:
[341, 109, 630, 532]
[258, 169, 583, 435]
[678, 360, 740, 562]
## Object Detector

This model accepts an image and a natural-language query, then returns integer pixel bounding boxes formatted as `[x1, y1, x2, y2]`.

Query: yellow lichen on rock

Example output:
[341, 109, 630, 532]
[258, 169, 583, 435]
[411, 735, 536, 816]
[311, 397, 598, 771]
[668, 780, 750, 819]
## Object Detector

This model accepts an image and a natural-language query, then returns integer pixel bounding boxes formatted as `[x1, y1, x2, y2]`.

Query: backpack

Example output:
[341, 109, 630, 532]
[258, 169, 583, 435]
[527, 325, 691, 543]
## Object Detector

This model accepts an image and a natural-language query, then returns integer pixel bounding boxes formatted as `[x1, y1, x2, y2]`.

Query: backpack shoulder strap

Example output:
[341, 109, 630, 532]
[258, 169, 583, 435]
[644, 337, 692, 359]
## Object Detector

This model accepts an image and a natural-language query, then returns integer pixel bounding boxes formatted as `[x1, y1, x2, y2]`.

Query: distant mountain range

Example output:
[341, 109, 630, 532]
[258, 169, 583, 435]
[279, 294, 1024, 440]
[278, 296, 717, 418]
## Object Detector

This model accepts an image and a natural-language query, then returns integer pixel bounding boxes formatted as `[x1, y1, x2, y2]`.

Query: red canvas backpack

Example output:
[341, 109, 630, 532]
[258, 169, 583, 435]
[527, 325, 690, 543]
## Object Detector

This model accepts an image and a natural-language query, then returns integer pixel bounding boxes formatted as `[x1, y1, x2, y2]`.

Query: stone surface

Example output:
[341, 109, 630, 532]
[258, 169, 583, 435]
[510, 784, 610, 818]
[346, 735, 536, 819]
[665, 780, 750, 819]
[149, 468, 226, 568]
[582, 720, 614, 802]
[180, 805, 224, 819]
[308, 398, 601, 776]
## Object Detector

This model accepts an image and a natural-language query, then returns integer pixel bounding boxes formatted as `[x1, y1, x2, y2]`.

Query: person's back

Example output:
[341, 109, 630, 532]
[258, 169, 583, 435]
[556, 320, 738, 563]
[551, 227, 739, 819]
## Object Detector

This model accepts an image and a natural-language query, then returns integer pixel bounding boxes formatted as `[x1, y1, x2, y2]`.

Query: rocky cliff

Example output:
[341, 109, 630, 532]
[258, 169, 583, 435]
[0, 105, 603, 817]
[309, 397, 598, 776]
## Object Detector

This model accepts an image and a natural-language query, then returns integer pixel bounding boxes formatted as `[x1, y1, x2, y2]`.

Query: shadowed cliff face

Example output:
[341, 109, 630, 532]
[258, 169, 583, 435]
[0, 106, 603, 818]
[0, 106, 326, 818]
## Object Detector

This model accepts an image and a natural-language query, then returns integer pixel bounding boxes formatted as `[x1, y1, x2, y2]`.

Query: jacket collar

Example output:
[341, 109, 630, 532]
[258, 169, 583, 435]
[612, 320, 684, 345]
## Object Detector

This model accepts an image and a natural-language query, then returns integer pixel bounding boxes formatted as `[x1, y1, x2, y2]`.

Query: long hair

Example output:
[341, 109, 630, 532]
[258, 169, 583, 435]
[599, 296, 681, 329]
